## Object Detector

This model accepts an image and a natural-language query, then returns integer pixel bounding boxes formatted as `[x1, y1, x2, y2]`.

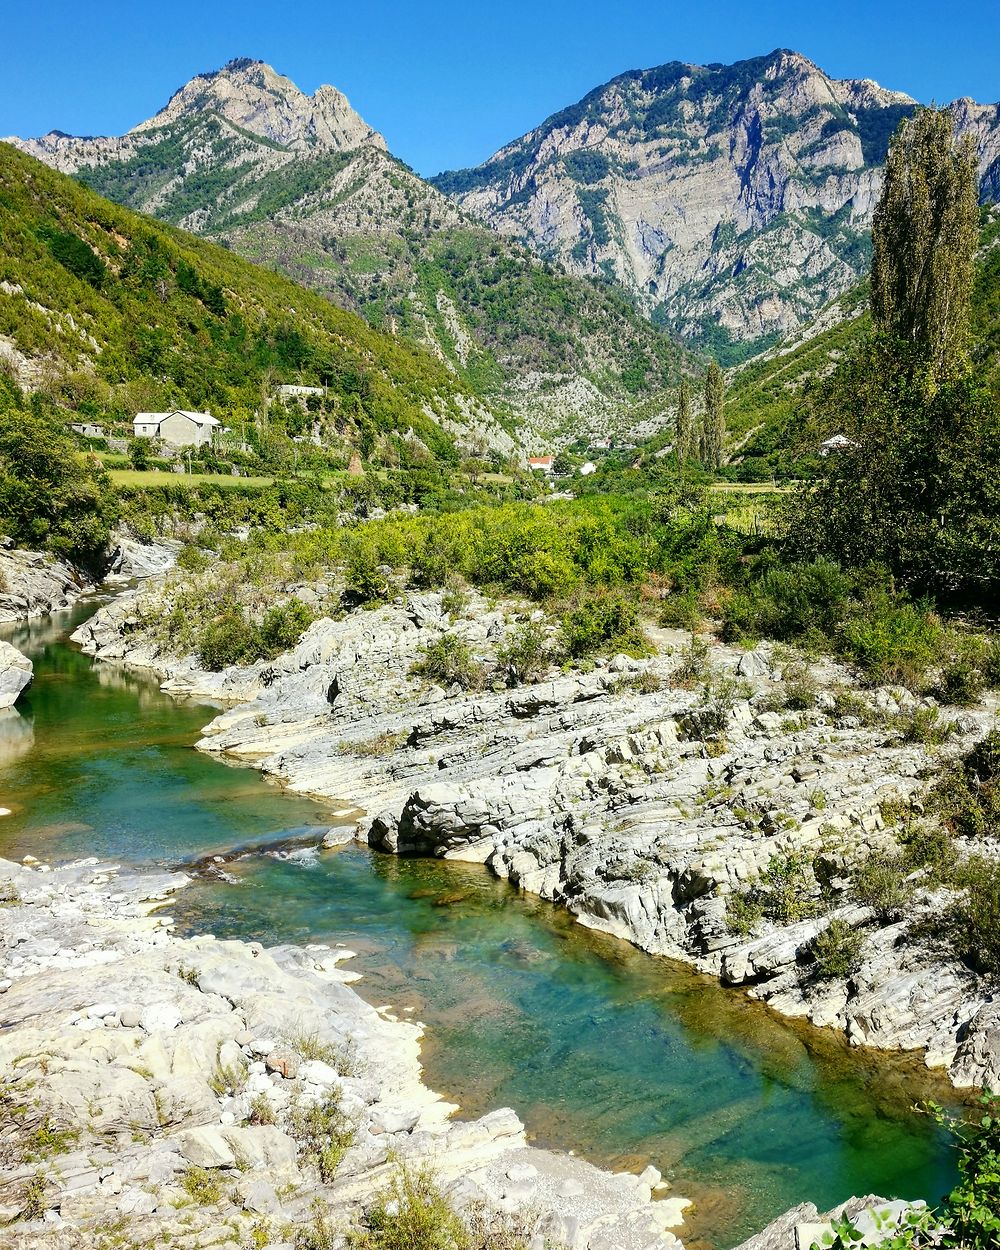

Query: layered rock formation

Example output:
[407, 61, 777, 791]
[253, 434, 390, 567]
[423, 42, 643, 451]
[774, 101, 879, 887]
[0, 855, 686, 1248]
[434, 50, 1000, 357]
[73, 581, 1000, 1091]
[0, 546, 87, 623]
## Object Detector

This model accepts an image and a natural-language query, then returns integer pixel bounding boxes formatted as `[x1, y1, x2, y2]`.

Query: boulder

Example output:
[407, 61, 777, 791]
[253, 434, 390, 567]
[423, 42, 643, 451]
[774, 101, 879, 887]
[951, 1002, 1000, 1089]
[0, 640, 32, 709]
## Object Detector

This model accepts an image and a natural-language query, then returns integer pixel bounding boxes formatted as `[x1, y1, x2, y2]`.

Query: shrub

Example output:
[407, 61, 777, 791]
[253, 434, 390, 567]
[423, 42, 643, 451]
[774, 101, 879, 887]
[495, 622, 551, 685]
[197, 612, 262, 671]
[246, 1093, 277, 1126]
[850, 852, 913, 921]
[943, 856, 1000, 977]
[806, 918, 865, 980]
[346, 542, 393, 604]
[931, 730, 1000, 839]
[180, 1165, 224, 1206]
[659, 589, 701, 630]
[722, 559, 854, 643]
[411, 634, 486, 691]
[347, 1164, 530, 1250]
[839, 594, 943, 687]
[290, 1090, 354, 1181]
[260, 600, 314, 654]
[561, 592, 648, 659]
[726, 854, 821, 933]
[894, 705, 954, 745]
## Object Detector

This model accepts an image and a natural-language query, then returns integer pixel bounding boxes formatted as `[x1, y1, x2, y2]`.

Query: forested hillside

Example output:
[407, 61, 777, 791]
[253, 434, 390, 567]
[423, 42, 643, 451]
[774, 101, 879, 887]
[0, 141, 507, 465]
[11, 60, 694, 443]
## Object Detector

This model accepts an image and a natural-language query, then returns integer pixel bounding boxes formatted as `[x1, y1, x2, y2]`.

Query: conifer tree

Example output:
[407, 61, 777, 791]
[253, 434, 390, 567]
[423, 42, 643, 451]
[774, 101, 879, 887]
[870, 107, 979, 383]
[701, 361, 726, 469]
[675, 378, 693, 463]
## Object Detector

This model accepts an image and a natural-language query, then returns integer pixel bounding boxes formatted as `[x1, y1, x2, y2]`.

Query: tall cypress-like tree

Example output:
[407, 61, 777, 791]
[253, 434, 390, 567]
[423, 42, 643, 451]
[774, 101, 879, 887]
[870, 107, 979, 384]
[675, 378, 693, 463]
[701, 361, 726, 469]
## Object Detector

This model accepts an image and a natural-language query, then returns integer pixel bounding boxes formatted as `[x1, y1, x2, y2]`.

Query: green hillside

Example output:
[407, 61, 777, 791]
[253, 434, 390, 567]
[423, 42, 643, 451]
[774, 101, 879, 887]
[721, 209, 1000, 480]
[0, 142, 495, 465]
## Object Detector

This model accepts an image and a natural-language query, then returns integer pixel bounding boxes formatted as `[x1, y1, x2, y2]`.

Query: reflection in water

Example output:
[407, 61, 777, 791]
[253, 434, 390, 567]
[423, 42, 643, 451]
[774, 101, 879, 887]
[0, 601, 962, 1250]
[0, 709, 33, 770]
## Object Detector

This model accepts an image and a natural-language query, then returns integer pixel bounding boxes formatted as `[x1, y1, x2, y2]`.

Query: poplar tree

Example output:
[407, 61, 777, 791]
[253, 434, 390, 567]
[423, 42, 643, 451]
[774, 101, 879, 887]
[701, 360, 726, 469]
[870, 106, 979, 384]
[675, 378, 693, 463]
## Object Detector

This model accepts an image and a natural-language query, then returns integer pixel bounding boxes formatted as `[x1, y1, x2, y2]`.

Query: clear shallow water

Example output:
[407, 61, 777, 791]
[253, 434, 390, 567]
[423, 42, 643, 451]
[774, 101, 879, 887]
[0, 604, 960, 1249]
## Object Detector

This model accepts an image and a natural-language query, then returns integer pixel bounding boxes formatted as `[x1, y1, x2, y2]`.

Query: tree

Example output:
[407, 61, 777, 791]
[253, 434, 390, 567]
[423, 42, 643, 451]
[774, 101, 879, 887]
[0, 385, 119, 573]
[128, 437, 151, 470]
[870, 106, 979, 384]
[675, 379, 694, 462]
[700, 361, 726, 469]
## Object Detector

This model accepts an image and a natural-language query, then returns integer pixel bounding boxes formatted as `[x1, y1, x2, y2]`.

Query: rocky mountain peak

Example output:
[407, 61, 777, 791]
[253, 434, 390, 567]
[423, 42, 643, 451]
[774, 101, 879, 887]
[130, 58, 385, 153]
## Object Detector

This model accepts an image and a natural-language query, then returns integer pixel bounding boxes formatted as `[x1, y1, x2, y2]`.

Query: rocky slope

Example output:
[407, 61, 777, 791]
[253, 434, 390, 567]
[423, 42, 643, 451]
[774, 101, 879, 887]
[7, 59, 691, 444]
[72, 580, 1000, 1092]
[433, 50, 1000, 360]
[0, 855, 686, 1248]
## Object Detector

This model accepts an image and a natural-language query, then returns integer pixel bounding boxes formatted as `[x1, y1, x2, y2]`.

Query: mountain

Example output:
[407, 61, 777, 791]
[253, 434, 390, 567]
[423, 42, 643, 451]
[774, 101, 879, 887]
[432, 49, 1000, 362]
[0, 141, 515, 466]
[8, 59, 693, 445]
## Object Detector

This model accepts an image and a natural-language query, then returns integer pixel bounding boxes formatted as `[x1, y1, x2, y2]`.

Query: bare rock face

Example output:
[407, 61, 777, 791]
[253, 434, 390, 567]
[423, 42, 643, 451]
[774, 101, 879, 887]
[433, 49, 1000, 353]
[11, 58, 384, 173]
[0, 640, 31, 709]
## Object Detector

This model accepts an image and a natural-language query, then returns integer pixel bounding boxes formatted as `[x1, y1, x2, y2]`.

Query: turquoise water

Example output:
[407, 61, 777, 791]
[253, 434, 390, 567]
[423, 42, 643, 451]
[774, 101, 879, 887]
[0, 604, 960, 1249]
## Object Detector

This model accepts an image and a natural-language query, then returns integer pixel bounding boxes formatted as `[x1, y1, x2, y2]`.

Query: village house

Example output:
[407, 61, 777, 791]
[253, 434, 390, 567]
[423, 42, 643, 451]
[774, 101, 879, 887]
[819, 433, 858, 456]
[70, 422, 105, 440]
[528, 455, 556, 473]
[274, 384, 326, 400]
[133, 410, 220, 448]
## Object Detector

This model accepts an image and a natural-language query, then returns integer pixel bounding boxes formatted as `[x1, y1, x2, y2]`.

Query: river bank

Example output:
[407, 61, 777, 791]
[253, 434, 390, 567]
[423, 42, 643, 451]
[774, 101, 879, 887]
[0, 854, 691, 1249]
[71, 575, 1000, 1093]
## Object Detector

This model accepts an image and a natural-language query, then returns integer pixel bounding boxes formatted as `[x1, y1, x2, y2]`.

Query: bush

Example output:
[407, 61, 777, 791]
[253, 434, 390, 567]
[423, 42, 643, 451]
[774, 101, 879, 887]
[726, 854, 822, 933]
[349, 1166, 468, 1250]
[931, 730, 1000, 839]
[197, 611, 262, 671]
[806, 918, 865, 980]
[411, 634, 486, 691]
[839, 593, 942, 686]
[495, 622, 552, 685]
[944, 856, 1000, 977]
[348, 1164, 531, 1250]
[260, 600, 314, 654]
[290, 1091, 354, 1181]
[722, 559, 854, 643]
[850, 852, 913, 921]
[894, 705, 954, 745]
[561, 592, 648, 659]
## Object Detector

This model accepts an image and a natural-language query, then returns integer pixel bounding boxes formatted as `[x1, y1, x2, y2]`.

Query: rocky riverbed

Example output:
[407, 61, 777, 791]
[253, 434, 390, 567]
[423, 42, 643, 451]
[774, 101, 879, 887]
[71, 579, 1000, 1092]
[0, 855, 690, 1249]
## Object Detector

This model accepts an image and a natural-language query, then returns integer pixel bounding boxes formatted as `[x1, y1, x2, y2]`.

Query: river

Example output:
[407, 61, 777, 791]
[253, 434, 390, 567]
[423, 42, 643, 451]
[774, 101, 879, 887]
[0, 601, 959, 1249]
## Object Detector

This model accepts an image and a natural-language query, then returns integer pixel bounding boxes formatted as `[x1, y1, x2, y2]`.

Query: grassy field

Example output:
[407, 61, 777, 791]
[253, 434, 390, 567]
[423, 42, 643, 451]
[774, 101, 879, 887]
[108, 469, 277, 488]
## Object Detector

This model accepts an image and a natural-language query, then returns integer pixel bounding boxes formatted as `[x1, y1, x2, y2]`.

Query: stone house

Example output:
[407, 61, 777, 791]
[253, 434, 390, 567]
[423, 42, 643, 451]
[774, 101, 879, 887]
[133, 411, 220, 448]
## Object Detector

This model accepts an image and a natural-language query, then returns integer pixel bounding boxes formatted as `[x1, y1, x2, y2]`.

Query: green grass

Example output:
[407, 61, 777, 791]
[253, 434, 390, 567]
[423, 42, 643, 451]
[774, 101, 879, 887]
[108, 469, 276, 488]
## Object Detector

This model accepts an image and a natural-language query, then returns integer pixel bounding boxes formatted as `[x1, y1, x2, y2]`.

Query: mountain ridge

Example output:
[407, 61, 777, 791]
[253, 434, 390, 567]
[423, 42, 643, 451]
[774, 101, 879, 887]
[431, 48, 1000, 359]
[5, 58, 692, 445]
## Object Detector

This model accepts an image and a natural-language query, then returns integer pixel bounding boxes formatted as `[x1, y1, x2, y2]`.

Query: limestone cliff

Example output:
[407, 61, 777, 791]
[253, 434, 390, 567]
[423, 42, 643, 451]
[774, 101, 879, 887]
[433, 49, 1000, 359]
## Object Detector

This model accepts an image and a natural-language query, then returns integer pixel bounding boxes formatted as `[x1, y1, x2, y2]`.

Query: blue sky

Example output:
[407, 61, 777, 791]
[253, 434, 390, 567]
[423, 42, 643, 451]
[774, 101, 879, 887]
[3, 0, 998, 175]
